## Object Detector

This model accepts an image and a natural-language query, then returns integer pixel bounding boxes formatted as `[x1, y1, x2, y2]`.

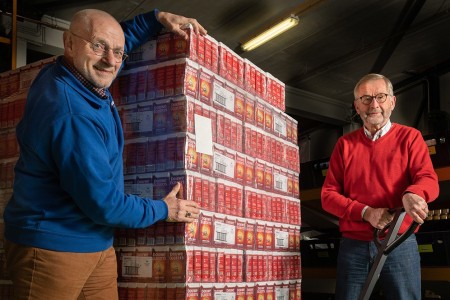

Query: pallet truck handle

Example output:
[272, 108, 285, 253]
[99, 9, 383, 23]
[373, 208, 420, 255]
[359, 208, 420, 300]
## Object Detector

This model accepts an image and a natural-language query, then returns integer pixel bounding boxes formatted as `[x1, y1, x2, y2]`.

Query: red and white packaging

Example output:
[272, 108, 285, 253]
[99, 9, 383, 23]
[193, 246, 202, 282]
[234, 88, 245, 121]
[204, 35, 219, 73]
[184, 60, 200, 99]
[255, 222, 265, 251]
[201, 247, 210, 282]
[244, 93, 256, 125]
[245, 219, 256, 250]
[186, 136, 199, 171]
[234, 152, 245, 185]
[266, 72, 286, 110]
[197, 34, 205, 66]
[264, 104, 273, 134]
[208, 35, 220, 74]
[254, 65, 267, 101]
[264, 163, 273, 192]
[174, 25, 198, 61]
[169, 97, 187, 133]
[200, 283, 213, 299]
[245, 156, 255, 188]
[243, 59, 256, 95]
[156, 33, 172, 61]
[153, 99, 170, 136]
[167, 249, 186, 282]
[255, 159, 265, 191]
[199, 67, 214, 106]
[186, 284, 200, 299]
[255, 100, 265, 130]
[164, 63, 179, 97]
[146, 65, 156, 100]
[255, 284, 267, 300]
[199, 213, 213, 245]
[216, 249, 225, 283]
[209, 249, 217, 282]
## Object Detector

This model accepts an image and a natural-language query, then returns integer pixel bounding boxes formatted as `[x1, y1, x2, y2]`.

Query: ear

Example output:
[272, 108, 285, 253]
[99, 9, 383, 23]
[63, 31, 74, 55]
[354, 100, 360, 114]
[390, 95, 396, 110]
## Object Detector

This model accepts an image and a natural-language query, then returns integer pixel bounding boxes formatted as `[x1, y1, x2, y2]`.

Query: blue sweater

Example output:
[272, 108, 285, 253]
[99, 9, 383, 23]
[4, 11, 168, 252]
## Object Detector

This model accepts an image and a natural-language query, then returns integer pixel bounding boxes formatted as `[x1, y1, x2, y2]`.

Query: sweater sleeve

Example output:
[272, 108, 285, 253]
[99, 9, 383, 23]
[121, 9, 165, 55]
[321, 137, 367, 221]
[403, 130, 439, 202]
[52, 113, 168, 228]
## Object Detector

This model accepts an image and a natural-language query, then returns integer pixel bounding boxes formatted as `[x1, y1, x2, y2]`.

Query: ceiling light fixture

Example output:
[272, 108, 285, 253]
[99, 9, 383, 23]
[241, 15, 299, 52]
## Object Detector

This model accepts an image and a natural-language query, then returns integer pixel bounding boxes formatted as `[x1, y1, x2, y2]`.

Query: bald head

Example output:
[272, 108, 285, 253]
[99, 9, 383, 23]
[63, 9, 126, 88]
[69, 9, 123, 38]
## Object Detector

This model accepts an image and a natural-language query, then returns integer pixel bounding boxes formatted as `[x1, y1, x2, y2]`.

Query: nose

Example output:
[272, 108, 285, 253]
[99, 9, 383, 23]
[369, 97, 379, 107]
[102, 49, 118, 65]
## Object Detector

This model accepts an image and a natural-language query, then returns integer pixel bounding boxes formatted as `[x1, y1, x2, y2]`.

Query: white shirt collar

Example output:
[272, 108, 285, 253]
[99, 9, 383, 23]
[364, 120, 392, 141]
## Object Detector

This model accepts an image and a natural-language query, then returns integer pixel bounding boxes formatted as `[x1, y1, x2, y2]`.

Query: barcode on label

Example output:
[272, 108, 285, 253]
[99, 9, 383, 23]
[216, 231, 227, 242]
[275, 180, 283, 190]
[126, 122, 140, 131]
[215, 161, 227, 174]
[275, 123, 282, 133]
[125, 265, 140, 275]
[214, 94, 227, 106]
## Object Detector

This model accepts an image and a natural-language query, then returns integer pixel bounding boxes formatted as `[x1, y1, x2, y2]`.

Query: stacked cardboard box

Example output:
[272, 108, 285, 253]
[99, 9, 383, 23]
[112, 27, 301, 300]
[0, 56, 57, 298]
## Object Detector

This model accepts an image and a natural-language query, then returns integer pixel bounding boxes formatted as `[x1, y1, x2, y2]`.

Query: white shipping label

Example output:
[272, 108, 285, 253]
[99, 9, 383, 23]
[274, 172, 288, 193]
[135, 181, 153, 198]
[121, 255, 152, 278]
[214, 221, 236, 245]
[123, 110, 139, 133]
[137, 109, 153, 132]
[275, 287, 290, 300]
[140, 40, 157, 61]
[213, 82, 235, 112]
[195, 114, 213, 155]
[274, 230, 289, 249]
[124, 180, 135, 195]
[214, 292, 236, 300]
[273, 114, 287, 137]
[213, 151, 235, 178]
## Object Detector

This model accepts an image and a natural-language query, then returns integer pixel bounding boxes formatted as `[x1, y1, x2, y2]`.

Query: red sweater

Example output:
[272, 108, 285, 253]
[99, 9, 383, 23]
[321, 123, 439, 241]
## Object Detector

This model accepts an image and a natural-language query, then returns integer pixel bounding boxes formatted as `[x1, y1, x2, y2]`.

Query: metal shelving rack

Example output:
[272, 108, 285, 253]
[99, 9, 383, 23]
[0, 0, 17, 70]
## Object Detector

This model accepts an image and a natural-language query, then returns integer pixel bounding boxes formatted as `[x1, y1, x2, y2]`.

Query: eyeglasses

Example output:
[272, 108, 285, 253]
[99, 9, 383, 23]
[69, 31, 128, 63]
[357, 93, 390, 105]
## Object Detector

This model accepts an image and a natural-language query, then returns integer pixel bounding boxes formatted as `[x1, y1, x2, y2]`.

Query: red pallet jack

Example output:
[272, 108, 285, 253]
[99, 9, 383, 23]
[358, 208, 420, 300]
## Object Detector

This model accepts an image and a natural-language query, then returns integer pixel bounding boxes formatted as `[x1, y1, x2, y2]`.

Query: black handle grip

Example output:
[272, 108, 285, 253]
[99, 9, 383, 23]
[383, 221, 419, 254]
[373, 208, 420, 254]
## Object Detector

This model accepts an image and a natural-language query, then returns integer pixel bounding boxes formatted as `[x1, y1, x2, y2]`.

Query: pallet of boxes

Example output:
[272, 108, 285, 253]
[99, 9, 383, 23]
[0, 57, 57, 298]
[112, 26, 301, 300]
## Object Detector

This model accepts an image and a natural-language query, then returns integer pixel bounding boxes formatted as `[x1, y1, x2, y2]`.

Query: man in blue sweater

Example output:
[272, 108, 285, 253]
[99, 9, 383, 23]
[3, 8, 205, 299]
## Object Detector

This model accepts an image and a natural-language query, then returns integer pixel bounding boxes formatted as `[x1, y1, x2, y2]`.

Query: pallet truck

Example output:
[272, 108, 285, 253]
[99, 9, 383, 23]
[358, 208, 420, 300]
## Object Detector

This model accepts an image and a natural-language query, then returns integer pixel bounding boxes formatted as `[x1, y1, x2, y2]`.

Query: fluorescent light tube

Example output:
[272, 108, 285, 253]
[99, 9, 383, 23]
[241, 15, 299, 51]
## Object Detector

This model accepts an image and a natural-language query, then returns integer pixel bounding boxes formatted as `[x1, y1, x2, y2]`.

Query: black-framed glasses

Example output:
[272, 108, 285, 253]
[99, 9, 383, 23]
[69, 31, 128, 63]
[357, 93, 390, 105]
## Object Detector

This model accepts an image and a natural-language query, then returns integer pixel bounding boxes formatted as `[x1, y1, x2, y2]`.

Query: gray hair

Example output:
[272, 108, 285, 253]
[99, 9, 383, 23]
[353, 73, 394, 99]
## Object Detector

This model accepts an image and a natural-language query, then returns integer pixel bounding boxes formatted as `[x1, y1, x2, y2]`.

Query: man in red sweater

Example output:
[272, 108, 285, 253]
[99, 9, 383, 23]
[321, 73, 439, 300]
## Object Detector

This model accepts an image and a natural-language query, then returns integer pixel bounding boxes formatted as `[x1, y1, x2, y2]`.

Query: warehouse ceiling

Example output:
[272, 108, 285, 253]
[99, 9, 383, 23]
[6, 0, 450, 134]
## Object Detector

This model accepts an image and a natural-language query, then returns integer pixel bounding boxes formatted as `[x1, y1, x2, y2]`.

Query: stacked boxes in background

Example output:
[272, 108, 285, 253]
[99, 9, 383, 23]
[112, 27, 301, 299]
[0, 56, 57, 298]
[0, 28, 301, 299]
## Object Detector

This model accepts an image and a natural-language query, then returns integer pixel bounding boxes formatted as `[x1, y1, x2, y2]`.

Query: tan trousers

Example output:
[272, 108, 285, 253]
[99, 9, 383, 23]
[5, 240, 118, 300]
